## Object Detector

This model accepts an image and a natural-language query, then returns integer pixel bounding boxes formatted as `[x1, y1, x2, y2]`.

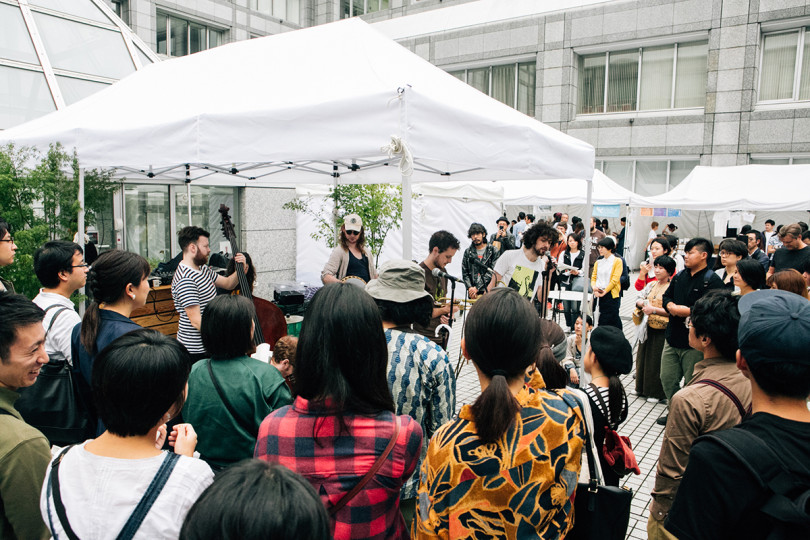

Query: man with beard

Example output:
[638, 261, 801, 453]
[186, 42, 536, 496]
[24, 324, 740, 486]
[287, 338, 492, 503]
[488, 222, 558, 306]
[172, 226, 249, 360]
[415, 230, 460, 348]
[462, 223, 498, 300]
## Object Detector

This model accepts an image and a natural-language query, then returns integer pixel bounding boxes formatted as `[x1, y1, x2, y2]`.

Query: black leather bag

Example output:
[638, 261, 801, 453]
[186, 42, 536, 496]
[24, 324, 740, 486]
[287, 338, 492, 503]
[16, 306, 94, 446]
[562, 393, 632, 540]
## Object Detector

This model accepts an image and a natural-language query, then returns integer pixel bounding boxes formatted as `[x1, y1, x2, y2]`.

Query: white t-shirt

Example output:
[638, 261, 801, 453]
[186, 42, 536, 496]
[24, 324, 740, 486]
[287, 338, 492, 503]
[32, 291, 82, 364]
[40, 442, 213, 540]
[493, 248, 546, 300]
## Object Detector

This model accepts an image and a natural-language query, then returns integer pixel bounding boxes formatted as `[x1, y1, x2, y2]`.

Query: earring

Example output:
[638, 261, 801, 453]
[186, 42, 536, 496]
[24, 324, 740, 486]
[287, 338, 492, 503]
[130, 294, 136, 300]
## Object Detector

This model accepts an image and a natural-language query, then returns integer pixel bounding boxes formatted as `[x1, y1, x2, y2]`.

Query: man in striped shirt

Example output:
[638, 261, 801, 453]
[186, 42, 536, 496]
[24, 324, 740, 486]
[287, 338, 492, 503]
[172, 226, 248, 360]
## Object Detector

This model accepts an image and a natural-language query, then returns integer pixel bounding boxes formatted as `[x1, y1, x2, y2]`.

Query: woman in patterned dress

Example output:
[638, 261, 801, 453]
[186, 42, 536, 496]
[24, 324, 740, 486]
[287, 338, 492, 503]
[415, 288, 585, 539]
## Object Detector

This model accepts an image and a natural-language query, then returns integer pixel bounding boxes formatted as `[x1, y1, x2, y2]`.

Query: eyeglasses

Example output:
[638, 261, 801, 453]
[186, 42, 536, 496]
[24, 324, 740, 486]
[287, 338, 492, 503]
[345, 230, 360, 236]
[685, 316, 693, 329]
[0, 237, 14, 243]
[71, 263, 90, 268]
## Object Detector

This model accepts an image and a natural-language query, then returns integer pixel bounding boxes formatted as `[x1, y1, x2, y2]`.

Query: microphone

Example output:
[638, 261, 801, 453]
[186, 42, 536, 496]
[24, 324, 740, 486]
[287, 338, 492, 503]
[432, 267, 461, 283]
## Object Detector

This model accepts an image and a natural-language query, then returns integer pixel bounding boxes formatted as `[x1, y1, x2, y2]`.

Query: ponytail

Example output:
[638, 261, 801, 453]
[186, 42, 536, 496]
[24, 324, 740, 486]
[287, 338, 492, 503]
[607, 375, 626, 428]
[80, 302, 102, 354]
[470, 373, 520, 444]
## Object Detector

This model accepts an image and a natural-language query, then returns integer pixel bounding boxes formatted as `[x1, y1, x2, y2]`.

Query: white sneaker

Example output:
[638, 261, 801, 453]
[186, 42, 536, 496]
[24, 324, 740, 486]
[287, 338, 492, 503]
[647, 397, 660, 403]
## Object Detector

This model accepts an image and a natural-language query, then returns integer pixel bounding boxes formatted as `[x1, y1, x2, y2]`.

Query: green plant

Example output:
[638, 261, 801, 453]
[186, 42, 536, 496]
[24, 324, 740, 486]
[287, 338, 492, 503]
[0, 143, 119, 299]
[283, 184, 407, 266]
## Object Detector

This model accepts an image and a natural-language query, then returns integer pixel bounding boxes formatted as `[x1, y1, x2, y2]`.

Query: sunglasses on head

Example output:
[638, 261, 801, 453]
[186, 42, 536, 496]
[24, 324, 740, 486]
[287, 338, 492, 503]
[346, 230, 360, 236]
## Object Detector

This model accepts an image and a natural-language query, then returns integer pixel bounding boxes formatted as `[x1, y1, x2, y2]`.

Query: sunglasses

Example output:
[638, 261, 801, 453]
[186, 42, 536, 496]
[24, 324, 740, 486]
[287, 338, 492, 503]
[345, 230, 360, 236]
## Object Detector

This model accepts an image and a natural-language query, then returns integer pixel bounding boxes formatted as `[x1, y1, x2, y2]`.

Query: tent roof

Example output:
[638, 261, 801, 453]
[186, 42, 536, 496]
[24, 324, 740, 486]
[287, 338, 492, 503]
[639, 165, 810, 211]
[500, 170, 634, 205]
[0, 18, 594, 185]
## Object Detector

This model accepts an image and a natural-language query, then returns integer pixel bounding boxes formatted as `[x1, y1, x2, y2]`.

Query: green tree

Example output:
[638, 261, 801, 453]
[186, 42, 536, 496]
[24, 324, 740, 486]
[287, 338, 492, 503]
[284, 183, 406, 266]
[0, 143, 118, 298]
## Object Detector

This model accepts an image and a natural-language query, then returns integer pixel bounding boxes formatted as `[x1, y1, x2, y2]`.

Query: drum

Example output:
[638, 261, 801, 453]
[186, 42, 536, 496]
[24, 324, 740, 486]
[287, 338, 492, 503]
[285, 315, 303, 337]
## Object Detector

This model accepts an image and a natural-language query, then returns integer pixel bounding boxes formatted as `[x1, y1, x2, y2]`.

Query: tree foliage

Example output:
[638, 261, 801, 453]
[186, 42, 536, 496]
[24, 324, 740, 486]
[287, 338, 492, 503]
[0, 143, 118, 298]
[283, 183, 405, 266]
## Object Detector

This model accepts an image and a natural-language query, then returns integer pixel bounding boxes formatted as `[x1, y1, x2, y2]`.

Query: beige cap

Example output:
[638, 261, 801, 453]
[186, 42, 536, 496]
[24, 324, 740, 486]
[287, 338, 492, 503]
[343, 214, 363, 232]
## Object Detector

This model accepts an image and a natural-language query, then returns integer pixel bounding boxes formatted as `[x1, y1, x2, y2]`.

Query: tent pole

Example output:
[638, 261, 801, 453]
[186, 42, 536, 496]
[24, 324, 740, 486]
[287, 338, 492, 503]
[402, 173, 412, 259]
[579, 177, 594, 385]
[186, 181, 192, 225]
[78, 167, 86, 317]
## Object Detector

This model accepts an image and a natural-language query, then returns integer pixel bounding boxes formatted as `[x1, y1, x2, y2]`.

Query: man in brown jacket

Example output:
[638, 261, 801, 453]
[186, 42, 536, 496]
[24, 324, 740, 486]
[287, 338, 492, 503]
[647, 290, 751, 540]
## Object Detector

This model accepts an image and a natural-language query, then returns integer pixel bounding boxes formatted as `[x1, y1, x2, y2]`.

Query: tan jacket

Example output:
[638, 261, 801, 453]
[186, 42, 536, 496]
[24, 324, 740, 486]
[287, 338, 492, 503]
[650, 356, 752, 520]
[320, 245, 377, 284]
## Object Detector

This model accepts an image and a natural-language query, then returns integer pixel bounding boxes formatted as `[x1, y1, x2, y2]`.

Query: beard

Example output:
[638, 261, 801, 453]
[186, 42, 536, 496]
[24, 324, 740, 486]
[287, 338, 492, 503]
[531, 244, 547, 257]
[193, 251, 208, 266]
[472, 237, 483, 246]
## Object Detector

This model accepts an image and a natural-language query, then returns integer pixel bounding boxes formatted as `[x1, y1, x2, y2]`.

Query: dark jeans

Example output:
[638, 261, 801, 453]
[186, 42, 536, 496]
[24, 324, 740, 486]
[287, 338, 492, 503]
[563, 276, 585, 328]
[595, 293, 622, 329]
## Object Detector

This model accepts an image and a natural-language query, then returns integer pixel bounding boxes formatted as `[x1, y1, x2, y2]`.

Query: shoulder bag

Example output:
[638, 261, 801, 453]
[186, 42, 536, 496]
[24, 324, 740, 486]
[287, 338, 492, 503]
[560, 392, 632, 540]
[207, 359, 258, 438]
[16, 305, 94, 446]
[46, 445, 181, 540]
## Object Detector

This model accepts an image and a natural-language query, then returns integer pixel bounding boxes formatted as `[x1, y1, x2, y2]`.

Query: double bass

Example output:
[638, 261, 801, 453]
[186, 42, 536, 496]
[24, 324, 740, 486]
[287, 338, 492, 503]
[219, 204, 288, 350]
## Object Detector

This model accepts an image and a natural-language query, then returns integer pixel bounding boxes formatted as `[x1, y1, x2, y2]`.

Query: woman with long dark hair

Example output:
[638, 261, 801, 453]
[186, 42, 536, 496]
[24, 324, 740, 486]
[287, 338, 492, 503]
[71, 250, 151, 433]
[636, 236, 672, 290]
[560, 232, 585, 329]
[254, 283, 422, 539]
[584, 325, 632, 487]
[320, 214, 378, 285]
[183, 295, 292, 471]
[415, 288, 585, 538]
[733, 258, 766, 295]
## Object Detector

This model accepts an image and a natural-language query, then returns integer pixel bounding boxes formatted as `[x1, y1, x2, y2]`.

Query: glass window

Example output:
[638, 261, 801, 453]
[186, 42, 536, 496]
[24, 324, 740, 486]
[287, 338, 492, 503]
[55, 76, 110, 106]
[793, 157, 810, 164]
[800, 28, 810, 100]
[92, 192, 116, 252]
[668, 160, 698, 189]
[29, 0, 112, 24]
[135, 45, 153, 67]
[0, 66, 56, 130]
[467, 67, 489, 94]
[448, 70, 465, 81]
[760, 32, 799, 101]
[209, 30, 223, 49]
[112, 1, 130, 25]
[517, 61, 536, 116]
[635, 161, 668, 196]
[578, 54, 606, 114]
[190, 22, 206, 54]
[749, 157, 790, 165]
[491, 64, 515, 108]
[170, 17, 188, 57]
[603, 161, 634, 192]
[156, 12, 167, 55]
[607, 50, 638, 113]
[33, 13, 135, 78]
[639, 45, 674, 110]
[0, 4, 40, 65]
[340, 0, 351, 19]
[124, 185, 171, 263]
[273, 0, 287, 21]
[254, 0, 272, 15]
[674, 41, 708, 108]
[174, 187, 238, 260]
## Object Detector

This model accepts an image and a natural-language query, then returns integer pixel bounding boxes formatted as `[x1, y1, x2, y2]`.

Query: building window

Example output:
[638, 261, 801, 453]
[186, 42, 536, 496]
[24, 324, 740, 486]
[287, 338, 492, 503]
[759, 28, 810, 102]
[340, 0, 389, 18]
[448, 61, 536, 116]
[599, 159, 699, 196]
[156, 12, 225, 57]
[750, 156, 810, 165]
[578, 42, 708, 115]
[250, 0, 300, 25]
[111, 0, 129, 25]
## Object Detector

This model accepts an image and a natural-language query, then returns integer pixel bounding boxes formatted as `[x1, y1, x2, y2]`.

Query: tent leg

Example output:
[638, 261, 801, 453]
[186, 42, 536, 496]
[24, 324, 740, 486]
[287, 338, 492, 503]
[402, 173, 412, 259]
[78, 167, 86, 317]
[579, 178, 594, 385]
[186, 181, 192, 225]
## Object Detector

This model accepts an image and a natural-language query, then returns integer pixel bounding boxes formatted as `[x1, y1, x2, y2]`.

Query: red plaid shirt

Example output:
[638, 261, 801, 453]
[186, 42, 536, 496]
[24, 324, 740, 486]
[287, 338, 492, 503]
[254, 396, 423, 539]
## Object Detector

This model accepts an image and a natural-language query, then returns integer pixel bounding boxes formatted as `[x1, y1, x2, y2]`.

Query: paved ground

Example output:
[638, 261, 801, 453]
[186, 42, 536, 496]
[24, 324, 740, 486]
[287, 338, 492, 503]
[446, 275, 664, 540]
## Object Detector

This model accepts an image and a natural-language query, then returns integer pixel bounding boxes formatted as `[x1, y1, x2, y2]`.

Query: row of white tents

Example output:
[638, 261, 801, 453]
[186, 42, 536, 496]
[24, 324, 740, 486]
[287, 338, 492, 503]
[0, 18, 807, 282]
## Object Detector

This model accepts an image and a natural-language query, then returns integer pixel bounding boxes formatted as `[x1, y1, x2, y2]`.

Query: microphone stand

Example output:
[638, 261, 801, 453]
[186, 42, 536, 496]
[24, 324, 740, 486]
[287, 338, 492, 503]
[442, 278, 456, 351]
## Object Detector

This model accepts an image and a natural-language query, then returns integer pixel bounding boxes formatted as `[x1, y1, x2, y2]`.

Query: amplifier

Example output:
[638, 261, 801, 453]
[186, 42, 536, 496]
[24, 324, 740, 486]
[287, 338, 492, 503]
[274, 290, 305, 305]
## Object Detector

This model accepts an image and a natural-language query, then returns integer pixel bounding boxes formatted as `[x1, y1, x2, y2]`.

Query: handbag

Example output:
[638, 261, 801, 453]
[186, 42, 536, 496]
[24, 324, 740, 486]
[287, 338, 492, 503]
[589, 385, 641, 478]
[560, 392, 632, 540]
[16, 305, 94, 446]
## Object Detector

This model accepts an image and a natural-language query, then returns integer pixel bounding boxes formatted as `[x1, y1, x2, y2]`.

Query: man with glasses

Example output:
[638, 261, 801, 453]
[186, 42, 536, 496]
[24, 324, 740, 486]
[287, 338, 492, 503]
[659, 237, 725, 426]
[30, 241, 88, 369]
[744, 229, 770, 272]
[768, 223, 810, 277]
[0, 218, 17, 292]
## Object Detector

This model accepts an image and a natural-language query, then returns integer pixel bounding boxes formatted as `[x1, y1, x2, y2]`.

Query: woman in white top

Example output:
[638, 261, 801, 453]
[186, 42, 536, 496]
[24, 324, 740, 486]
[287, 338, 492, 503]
[590, 237, 623, 330]
[41, 330, 213, 540]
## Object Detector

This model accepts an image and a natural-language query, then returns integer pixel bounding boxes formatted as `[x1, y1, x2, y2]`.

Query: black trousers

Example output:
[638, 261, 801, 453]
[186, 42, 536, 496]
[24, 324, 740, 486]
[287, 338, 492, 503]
[595, 294, 622, 329]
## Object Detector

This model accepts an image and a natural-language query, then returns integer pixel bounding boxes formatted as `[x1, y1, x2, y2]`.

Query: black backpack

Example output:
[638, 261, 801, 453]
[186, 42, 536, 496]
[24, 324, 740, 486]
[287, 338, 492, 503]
[696, 428, 810, 540]
[619, 257, 630, 292]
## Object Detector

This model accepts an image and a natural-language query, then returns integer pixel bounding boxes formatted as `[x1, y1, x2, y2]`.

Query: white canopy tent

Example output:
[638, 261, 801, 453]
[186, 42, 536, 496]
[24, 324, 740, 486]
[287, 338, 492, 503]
[499, 170, 636, 206]
[0, 18, 594, 259]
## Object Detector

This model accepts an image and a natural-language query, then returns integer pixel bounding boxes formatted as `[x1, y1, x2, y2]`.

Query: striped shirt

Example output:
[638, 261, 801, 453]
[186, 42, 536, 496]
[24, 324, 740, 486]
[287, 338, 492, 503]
[172, 263, 217, 354]
[384, 329, 455, 500]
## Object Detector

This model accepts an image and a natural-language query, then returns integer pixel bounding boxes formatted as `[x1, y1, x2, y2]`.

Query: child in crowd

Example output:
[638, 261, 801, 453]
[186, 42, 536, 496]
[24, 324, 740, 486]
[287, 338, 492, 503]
[271, 335, 298, 392]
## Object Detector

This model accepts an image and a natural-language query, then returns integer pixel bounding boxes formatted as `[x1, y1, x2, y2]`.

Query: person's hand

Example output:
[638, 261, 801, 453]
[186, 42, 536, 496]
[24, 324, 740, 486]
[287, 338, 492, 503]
[569, 369, 579, 385]
[642, 304, 656, 315]
[234, 252, 248, 273]
[440, 314, 449, 325]
[155, 423, 167, 449]
[594, 288, 605, 298]
[639, 261, 650, 274]
[170, 423, 198, 457]
[467, 286, 478, 299]
[570, 269, 579, 276]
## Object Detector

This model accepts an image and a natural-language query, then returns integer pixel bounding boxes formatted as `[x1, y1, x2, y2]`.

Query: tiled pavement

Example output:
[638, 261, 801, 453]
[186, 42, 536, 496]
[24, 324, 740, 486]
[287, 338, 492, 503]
[445, 275, 664, 540]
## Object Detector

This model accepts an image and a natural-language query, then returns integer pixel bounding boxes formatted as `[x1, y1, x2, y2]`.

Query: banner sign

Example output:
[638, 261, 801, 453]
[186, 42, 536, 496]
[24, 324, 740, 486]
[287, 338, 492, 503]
[593, 204, 621, 217]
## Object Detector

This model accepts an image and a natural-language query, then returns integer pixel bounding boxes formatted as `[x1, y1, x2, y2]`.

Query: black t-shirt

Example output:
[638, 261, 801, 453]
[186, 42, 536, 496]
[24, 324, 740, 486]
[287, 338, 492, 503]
[770, 245, 810, 273]
[662, 266, 725, 348]
[666, 412, 810, 540]
[346, 250, 371, 282]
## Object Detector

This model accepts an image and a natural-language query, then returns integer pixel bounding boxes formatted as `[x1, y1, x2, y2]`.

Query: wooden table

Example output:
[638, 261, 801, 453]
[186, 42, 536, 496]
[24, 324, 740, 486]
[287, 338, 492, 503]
[131, 285, 179, 337]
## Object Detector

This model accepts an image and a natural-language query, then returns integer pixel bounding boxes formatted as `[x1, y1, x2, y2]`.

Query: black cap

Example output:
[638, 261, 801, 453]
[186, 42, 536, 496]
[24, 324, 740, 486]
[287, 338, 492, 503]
[590, 326, 632, 376]
[738, 289, 810, 368]
[496, 216, 509, 224]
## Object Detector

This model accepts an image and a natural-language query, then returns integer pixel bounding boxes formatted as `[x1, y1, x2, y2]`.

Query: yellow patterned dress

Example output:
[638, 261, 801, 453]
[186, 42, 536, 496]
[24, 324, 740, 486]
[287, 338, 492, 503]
[414, 372, 585, 539]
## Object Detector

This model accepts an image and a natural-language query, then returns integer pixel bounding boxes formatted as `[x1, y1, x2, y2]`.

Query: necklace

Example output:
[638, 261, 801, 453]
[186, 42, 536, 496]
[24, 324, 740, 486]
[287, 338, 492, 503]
[591, 375, 609, 382]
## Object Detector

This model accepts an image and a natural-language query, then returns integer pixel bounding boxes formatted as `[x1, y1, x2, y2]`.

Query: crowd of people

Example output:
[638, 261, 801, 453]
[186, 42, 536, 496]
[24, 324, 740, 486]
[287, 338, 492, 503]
[0, 211, 809, 540]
